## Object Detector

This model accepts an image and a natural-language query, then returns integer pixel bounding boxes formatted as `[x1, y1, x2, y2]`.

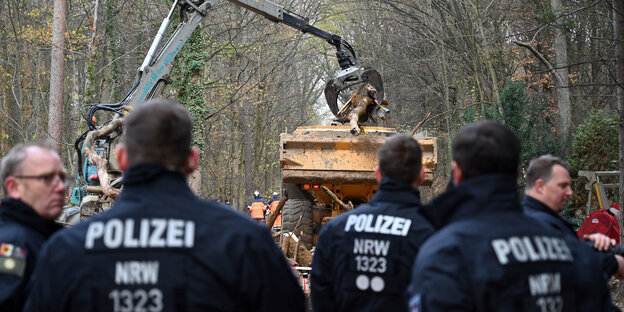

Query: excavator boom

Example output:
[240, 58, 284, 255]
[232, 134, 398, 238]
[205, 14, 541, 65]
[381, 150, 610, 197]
[71, 0, 386, 218]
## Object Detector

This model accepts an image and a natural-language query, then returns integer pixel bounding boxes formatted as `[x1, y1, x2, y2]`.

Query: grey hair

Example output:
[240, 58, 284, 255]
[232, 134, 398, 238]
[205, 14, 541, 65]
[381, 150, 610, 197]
[525, 154, 572, 190]
[0, 142, 56, 193]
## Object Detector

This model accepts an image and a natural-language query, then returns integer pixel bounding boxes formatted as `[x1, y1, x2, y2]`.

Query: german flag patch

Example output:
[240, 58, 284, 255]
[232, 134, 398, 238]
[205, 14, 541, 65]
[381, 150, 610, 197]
[0, 243, 26, 277]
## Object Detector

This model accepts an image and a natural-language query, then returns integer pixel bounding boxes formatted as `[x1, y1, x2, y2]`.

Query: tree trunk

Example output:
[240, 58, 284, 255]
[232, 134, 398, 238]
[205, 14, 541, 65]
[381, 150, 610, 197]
[468, 0, 500, 110]
[550, 0, 572, 154]
[49, 0, 67, 154]
[243, 99, 255, 206]
[613, 0, 624, 251]
[7, 5, 24, 145]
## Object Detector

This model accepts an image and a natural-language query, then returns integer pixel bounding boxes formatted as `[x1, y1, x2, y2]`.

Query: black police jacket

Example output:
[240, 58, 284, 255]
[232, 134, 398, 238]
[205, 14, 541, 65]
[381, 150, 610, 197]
[24, 164, 305, 312]
[0, 198, 62, 311]
[408, 174, 613, 312]
[311, 178, 434, 312]
[523, 195, 618, 278]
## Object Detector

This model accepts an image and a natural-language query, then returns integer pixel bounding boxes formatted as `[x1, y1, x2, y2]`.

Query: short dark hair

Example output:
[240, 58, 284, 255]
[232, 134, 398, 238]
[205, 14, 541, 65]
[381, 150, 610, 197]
[123, 99, 193, 168]
[378, 134, 422, 184]
[452, 120, 520, 180]
[525, 155, 571, 190]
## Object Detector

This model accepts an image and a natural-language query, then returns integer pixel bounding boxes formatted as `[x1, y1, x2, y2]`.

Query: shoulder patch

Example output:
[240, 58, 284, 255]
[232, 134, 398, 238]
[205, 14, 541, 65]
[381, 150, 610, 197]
[0, 243, 27, 277]
[0, 256, 26, 277]
[0, 243, 27, 259]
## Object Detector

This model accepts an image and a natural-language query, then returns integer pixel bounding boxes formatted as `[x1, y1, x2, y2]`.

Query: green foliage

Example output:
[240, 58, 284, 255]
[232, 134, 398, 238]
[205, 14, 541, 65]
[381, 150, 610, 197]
[461, 105, 477, 125]
[569, 109, 618, 172]
[566, 110, 618, 218]
[171, 30, 215, 151]
[105, 0, 120, 101]
[462, 80, 560, 171]
[563, 215, 584, 227]
[84, 57, 97, 102]
[563, 19, 576, 31]
[504, 82, 559, 166]
[498, 81, 524, 133]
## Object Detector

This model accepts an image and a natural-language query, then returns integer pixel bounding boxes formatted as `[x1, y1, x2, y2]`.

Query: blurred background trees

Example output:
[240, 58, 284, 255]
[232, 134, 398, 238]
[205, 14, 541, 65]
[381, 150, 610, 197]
[0, 0, 622, 211]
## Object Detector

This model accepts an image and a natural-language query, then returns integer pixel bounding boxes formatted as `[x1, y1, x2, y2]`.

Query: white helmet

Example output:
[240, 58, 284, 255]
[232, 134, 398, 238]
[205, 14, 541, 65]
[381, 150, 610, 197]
[272, 192, 278, 197]
[253, 190, 260, 197]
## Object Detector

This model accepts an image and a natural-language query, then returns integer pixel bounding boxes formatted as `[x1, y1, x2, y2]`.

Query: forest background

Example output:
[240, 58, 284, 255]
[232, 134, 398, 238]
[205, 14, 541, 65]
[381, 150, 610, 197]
[1, 0, 624, 222]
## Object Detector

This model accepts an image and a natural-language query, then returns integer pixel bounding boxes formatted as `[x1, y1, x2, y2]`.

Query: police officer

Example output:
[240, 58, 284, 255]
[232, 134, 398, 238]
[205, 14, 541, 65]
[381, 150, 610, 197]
[0, 143, 65, 311]
[311, 134, 434, 312]
[408, 121, 612, 311]
[248, 190, 268, 224]
[523, 155, 624, 279]
[24, 99, 305, 311]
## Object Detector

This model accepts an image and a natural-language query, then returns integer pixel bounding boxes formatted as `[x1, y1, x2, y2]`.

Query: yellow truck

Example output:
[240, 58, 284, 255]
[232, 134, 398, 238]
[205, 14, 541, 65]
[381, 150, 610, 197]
[279, 125, 437, 249]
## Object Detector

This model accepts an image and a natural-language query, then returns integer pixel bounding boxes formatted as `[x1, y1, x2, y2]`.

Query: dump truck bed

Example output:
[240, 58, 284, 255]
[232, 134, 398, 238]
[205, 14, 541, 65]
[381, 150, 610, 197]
[279, 126, 436, 186]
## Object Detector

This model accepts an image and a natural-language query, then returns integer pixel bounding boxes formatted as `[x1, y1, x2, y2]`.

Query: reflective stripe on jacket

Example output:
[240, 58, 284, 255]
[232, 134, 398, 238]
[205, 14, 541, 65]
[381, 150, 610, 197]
[249, 201, 266, 219]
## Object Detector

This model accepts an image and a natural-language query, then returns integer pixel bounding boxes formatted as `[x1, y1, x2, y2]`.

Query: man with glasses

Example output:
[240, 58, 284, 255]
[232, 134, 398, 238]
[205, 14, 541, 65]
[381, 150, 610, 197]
[0, 143, 65, 311]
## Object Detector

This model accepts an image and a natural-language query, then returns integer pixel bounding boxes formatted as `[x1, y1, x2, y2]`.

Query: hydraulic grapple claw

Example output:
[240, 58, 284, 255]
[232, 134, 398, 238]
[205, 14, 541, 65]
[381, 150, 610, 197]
[324, 67, 385, 117]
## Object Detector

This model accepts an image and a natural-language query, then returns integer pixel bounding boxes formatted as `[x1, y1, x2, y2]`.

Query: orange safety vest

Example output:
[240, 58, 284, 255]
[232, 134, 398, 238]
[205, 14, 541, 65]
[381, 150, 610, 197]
[269, 200, 281, 227]
[249, 201, 266, 219]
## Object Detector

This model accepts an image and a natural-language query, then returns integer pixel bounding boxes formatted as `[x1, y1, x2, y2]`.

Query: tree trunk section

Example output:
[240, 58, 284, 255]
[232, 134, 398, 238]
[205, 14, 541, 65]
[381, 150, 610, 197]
[550, 0, 572, 154]
[49, 0, 67, 154]
[243, 100, 254, 204]
[613, 0, 624, 254]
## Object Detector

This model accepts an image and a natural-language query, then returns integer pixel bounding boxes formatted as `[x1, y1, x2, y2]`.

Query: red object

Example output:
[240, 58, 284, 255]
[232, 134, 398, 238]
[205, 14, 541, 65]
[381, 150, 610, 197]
[577, 208, 620, 244]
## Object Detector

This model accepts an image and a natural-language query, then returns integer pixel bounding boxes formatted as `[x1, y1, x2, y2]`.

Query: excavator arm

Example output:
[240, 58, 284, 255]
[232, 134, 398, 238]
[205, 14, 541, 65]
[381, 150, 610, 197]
[71, 0, 385, 216]
[81, 0, 384, 127]
[227, 0, 385, 116]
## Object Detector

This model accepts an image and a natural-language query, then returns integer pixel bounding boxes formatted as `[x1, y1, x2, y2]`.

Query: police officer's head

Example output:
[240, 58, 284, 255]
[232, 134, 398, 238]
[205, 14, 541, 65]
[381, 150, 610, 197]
[1, 142, 66, 220]
[525, 155, 573, 213]
[376, 134, 423, 187]
[451, 121, 520, 184]
[116, 99, 199, 175]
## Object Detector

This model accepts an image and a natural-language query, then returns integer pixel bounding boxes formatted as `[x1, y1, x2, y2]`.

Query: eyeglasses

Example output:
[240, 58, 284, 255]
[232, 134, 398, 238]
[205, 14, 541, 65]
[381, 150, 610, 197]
[13, 172, 68, 186]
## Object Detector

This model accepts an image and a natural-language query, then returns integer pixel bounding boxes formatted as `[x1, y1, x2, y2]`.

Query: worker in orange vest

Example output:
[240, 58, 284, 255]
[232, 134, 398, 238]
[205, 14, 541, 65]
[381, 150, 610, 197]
[248, 190, 268, 224]
[267, 192, 282, 229]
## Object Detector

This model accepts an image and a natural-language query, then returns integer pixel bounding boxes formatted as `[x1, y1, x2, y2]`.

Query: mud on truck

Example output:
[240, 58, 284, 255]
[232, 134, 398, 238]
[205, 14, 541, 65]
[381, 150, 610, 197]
[278, 126, 437, 252]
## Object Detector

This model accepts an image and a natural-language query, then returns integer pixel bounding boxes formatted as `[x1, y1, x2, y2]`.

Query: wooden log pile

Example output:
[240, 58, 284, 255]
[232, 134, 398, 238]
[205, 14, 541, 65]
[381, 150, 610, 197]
[281, 232, 313, 267]
[333, 84, 388, 136]
[266, 196, 287, 228]
[83, 118, 124, 199]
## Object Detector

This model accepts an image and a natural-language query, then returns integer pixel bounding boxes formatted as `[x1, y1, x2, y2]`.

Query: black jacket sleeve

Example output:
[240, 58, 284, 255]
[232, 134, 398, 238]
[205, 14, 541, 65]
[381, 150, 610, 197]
[0, 240, 34, 312]
[0, 274, 25, 311]
[408, 242, 474, 311]
[310, 225, 337, 312]
[22, 241, 57, 312]
[237, 228, 306, 312]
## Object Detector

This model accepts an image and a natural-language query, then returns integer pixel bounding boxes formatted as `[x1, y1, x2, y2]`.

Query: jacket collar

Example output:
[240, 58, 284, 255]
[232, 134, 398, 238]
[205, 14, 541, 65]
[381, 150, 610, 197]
[522, 195, 576, 231]
[522, 195, 555, 215]
[0, 198, 63, 238]
[122, 163, 185, 185]
[119, 163, 192, 198]
[370, 177, 421, 205]
[422, 174, 520, 229]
